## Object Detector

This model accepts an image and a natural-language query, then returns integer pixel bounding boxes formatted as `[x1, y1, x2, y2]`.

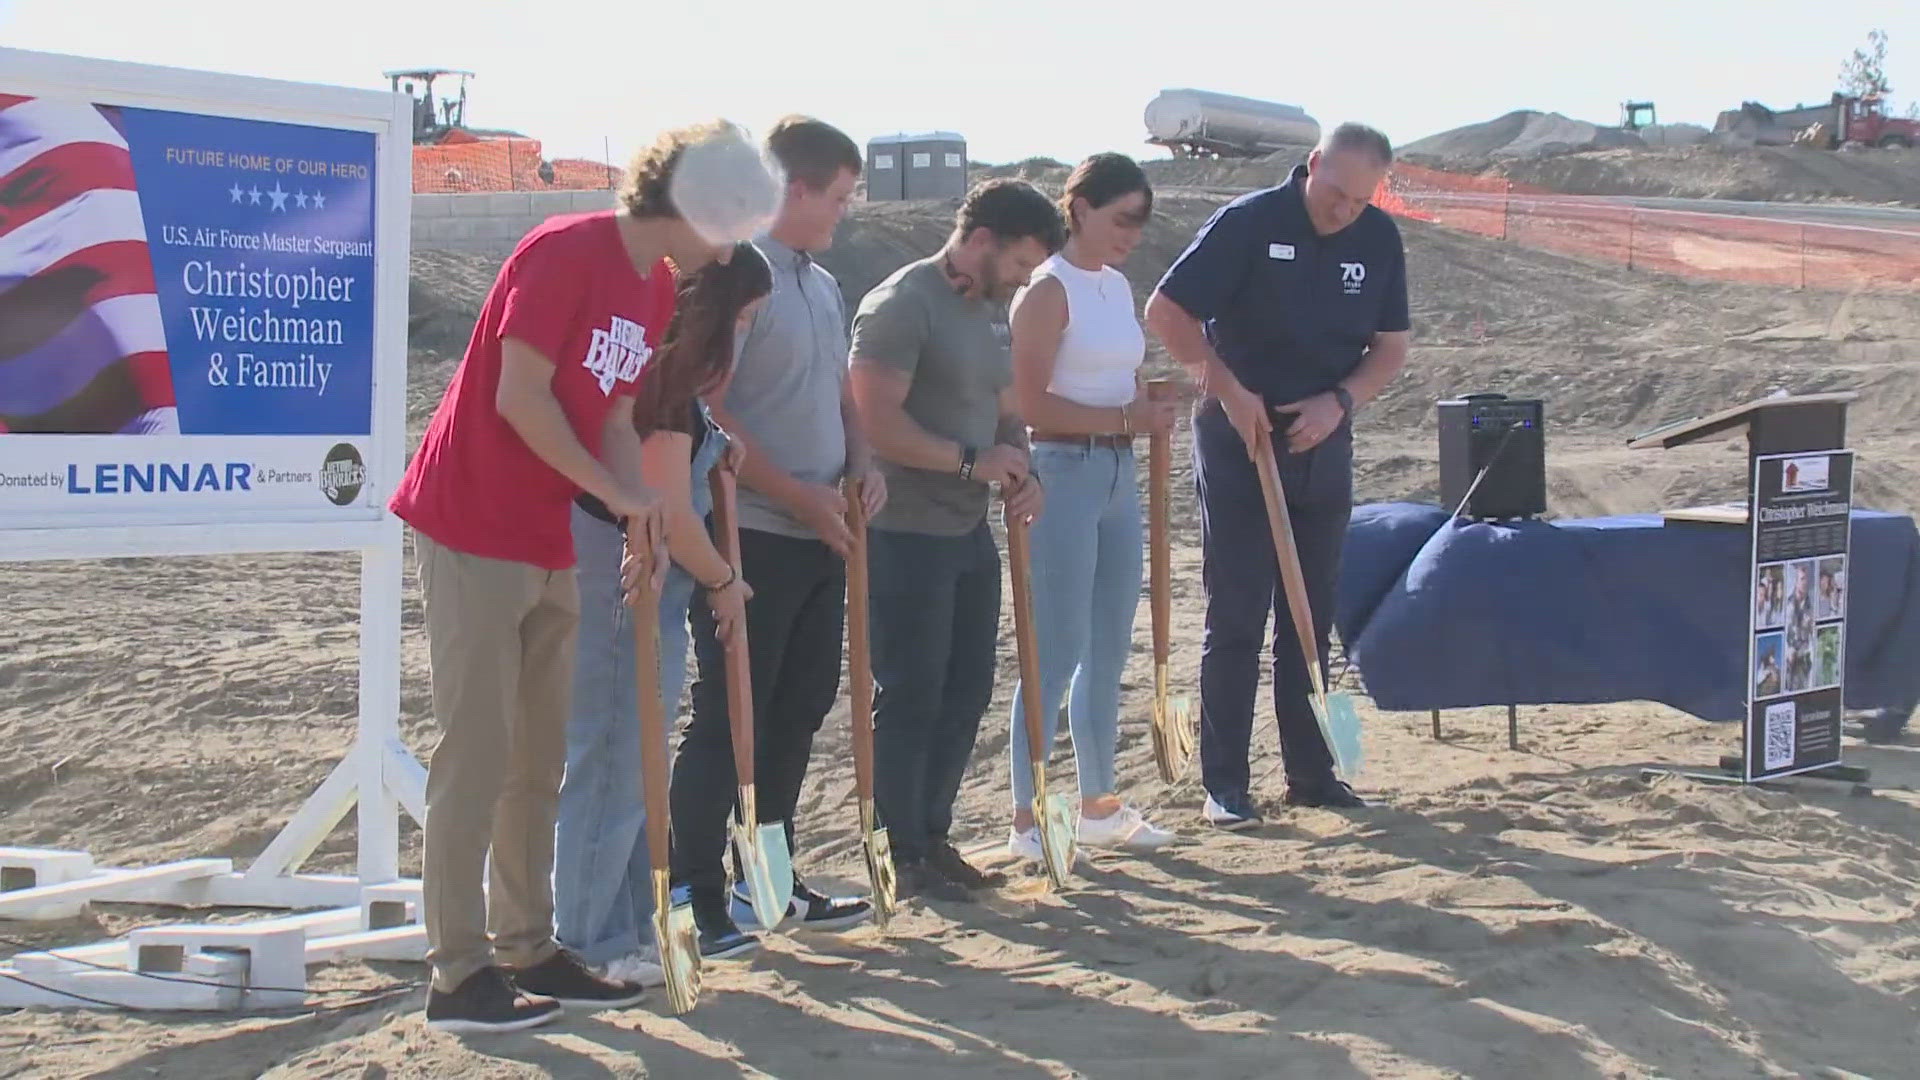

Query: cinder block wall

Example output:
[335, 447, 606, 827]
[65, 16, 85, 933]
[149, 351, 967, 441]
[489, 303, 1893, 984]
[412, 190, 620, 253]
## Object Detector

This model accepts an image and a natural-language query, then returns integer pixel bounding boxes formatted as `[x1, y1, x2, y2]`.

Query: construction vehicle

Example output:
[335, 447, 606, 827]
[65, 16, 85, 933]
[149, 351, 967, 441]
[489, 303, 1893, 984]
[1620, 101, 1657, 131]
[1144, 89, 1321, 158]
[1714, 92, 1916, 149]
[383, 68, 526, 145]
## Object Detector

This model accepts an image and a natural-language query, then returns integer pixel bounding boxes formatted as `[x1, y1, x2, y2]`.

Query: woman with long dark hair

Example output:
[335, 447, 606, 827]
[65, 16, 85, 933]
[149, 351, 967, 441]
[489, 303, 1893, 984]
[1005, 153, 1179, 861]
[554, 241, 775, 987]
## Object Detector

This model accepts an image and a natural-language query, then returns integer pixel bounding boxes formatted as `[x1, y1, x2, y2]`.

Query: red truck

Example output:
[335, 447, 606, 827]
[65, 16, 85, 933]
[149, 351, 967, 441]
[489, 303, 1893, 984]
[1716, 93, 1917, 149]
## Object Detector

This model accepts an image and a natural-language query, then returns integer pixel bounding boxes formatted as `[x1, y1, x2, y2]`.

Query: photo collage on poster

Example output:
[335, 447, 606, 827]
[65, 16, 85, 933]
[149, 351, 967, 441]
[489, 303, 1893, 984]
[1746, 449, 1853, 778]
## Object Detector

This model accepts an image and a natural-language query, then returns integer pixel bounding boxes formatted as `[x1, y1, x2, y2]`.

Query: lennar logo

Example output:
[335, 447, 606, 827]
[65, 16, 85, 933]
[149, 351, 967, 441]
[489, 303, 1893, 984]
[320, 443, 366, 507]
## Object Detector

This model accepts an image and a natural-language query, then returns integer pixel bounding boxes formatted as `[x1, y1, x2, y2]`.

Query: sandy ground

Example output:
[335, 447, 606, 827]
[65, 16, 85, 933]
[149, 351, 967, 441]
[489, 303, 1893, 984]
[5, 194, 1920, 1078]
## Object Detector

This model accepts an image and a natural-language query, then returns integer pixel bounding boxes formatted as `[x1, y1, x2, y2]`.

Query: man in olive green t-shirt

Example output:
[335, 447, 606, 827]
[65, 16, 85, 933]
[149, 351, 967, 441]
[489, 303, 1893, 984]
[848, 178, 1063, 900]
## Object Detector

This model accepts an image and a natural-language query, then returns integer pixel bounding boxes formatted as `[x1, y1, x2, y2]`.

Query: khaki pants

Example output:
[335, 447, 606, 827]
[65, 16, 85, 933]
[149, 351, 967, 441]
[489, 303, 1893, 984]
[415, 532, 580, 993]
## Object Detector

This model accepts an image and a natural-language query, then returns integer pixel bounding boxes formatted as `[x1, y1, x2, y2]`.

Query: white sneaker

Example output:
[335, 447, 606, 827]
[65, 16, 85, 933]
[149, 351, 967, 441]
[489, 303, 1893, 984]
[1006, 825, 1043, 863]
[1078, 805, 1176, 851]
[604, 948, 665, 989]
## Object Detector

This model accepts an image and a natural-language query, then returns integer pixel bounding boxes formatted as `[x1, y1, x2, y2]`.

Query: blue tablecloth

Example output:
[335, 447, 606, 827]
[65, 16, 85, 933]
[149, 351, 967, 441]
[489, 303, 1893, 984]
[1333, 503, 1920, 730]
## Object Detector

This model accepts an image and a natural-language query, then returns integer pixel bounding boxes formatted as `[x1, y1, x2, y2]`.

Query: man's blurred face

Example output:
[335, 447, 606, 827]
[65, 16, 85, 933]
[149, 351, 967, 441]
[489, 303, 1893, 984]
[1303, 146, 1389, 236]
[982, 235, 1050, 301]
[780, 167, 858, 252]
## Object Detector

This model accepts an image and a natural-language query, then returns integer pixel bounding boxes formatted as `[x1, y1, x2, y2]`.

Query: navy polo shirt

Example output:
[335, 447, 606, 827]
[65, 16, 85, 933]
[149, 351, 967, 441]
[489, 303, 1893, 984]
[1155, 165, 1410, 408]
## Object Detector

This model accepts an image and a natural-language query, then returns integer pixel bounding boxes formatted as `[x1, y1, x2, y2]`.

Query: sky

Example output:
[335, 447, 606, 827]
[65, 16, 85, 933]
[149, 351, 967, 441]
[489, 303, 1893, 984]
[3, 0, 1917, 167]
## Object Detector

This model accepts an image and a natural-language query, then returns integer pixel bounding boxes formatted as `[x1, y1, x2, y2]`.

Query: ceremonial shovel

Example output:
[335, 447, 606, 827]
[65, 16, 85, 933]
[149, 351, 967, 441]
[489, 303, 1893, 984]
[1250, 427, 1365, 780]
[1146, 378, 1196, 784]
[709, 463, 794, 932]
[1006, 506, 1077, 889]
[842, 477, 896, 928]
[629, 539, 702, 1014]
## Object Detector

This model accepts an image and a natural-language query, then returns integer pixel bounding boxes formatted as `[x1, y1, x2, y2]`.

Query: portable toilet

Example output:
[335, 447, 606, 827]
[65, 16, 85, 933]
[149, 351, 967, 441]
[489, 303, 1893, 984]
[864, 135, 907, 201]
[902, 131, 967, 200]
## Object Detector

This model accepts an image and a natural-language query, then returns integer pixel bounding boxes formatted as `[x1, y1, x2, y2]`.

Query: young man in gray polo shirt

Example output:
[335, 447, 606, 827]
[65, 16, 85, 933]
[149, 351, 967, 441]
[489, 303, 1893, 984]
[676, 117, 882, 943]
[849, 178, 1062, 900]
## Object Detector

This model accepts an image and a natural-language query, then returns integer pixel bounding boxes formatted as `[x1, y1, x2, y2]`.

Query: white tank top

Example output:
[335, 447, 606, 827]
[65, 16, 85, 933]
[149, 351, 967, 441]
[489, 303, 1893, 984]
[1024, 252, 1143, 409]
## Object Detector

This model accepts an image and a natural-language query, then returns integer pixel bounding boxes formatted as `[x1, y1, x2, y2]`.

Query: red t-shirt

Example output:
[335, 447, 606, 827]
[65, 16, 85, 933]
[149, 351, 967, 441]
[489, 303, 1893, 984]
[389, 211, 675, 569]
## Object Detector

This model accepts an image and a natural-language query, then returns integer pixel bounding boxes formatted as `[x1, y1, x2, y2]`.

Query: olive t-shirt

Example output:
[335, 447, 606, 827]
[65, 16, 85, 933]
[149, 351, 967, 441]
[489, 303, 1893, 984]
[848, 256, 1011, 536]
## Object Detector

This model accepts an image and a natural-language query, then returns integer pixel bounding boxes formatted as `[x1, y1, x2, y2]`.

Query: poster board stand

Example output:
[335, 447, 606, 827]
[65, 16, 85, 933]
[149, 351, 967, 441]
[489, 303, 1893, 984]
[1626, 392, 1870, 792]
[0, 47, 423, 1010]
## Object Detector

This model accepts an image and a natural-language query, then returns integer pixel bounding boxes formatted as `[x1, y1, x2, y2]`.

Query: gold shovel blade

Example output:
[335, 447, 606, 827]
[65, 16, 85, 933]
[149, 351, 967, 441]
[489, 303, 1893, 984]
[731, 789, 792, 932]
[651, 870, 701, 1014]
[1171, 693, 1197, 765]
[859, 799, 896, 928]
[1150, 662, 1196, 784]
[1029, 761, 1076, 889]
[1309, 691, 1366, 781]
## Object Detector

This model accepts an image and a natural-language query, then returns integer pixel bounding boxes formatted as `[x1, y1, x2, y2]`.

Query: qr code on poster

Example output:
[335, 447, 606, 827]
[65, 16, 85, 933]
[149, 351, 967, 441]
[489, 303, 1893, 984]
[1764, 701, 1797, 771]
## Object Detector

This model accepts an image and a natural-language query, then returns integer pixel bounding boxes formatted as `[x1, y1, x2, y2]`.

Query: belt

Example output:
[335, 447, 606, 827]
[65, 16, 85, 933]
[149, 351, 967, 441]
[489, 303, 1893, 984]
[1030, 432, 1135, 448]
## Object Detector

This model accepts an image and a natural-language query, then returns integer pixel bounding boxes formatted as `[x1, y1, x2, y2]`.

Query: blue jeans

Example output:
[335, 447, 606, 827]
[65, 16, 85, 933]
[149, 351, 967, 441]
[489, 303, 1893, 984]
[1009, 442, 1143, 808]
[553, 431, 726, 965]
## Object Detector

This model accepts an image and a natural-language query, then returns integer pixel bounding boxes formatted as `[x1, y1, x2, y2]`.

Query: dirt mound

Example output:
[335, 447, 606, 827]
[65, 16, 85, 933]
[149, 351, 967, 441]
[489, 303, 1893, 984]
[1403, 110, 1644, 162]
[1481, 144, 1920, 206]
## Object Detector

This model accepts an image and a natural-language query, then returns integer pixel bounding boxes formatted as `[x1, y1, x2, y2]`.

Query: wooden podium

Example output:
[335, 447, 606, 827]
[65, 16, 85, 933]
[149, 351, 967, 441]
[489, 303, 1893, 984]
[1627, 391, 1867, 788]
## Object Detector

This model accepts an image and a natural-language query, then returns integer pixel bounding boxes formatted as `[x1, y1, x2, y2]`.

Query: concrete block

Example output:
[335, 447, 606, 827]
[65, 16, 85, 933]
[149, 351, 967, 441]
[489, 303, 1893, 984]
[477, 217, 534, 242]
[482, 192, 534, 217]
[572, 189, 616, 213]
[410, 193, 456, 219]
[128, 922, 307, 1009]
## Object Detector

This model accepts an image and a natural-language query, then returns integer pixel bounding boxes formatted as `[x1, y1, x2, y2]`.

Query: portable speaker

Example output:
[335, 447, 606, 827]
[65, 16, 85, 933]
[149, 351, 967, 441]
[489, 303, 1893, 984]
[1437, 393, 1546, 520]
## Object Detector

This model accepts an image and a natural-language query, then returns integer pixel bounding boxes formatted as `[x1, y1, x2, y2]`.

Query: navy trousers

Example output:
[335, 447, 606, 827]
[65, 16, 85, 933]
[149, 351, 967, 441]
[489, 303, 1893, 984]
[1192, 398, 1352, 799]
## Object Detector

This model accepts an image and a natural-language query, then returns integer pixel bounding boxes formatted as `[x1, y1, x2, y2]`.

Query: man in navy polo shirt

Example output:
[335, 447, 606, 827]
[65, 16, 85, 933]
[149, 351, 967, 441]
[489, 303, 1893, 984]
[1145, 122, 1411, 829]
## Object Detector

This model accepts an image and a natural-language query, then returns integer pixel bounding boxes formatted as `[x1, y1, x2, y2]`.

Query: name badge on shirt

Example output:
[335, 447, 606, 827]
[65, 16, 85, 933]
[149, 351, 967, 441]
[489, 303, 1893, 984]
[1268, 243, 1296, 261]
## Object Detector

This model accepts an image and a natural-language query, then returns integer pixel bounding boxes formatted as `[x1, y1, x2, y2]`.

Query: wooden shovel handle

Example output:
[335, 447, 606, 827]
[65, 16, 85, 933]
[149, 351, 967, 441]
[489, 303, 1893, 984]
[1007, 512, 1047, 769]
[707, 463, 756, 787]
[630, 540, 674, 867]
[1251, 429, 1326, 698]
[844, 477, 877, 801]
[1148, 379, 1176, 665]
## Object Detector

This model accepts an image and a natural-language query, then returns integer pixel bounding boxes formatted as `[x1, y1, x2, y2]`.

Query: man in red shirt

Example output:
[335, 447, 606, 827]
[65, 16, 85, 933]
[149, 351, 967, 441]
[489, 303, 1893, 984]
[390, 120, 782, 1034]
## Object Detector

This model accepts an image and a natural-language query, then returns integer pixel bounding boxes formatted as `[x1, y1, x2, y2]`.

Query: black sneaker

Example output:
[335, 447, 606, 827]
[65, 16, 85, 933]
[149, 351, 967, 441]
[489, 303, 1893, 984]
[505, 948, 646, 1010]
[791, 879, 874, 932]
[895, 860, 970, 903]
[928, 841, 1008, 891]
[1203, 791, 1264, 831]
[425, 966, 561, 1034]
[691, 887, 761, 960]
[1283, 779, 1369, 809]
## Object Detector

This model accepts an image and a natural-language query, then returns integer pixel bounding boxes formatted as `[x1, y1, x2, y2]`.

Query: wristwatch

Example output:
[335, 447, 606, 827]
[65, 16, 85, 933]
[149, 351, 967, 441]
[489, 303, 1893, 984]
[1331, 385, 1354, 419]
[958, 445, 978, 481]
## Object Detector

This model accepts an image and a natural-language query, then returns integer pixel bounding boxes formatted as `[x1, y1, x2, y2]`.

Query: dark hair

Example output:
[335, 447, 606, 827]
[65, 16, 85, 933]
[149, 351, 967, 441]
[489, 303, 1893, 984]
[618, 119, 743, 219]
[1061, 152, 1153, 233]
[632, 242, 773, 434]
[955, 178, 1066, 253]
[767, 115, 863, 190]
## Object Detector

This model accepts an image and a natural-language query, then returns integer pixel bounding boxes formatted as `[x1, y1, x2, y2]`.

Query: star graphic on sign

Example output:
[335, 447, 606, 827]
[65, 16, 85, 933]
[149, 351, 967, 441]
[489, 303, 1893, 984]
[267, 182, 289, 212]
[310, 190, 326, 210]
[294, 190, 309, 209]
[229, 183, 244, 204]
[249, 186, 262, 205]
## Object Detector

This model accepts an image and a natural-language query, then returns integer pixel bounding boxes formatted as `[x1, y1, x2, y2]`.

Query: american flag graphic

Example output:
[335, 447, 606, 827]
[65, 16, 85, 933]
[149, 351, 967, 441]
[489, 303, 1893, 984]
[0, 93, 177, 435]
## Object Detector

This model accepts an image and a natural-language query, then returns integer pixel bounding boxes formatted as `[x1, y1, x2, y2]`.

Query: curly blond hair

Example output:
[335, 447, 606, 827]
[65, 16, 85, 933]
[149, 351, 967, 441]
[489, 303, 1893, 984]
[617, 119, 746, 219]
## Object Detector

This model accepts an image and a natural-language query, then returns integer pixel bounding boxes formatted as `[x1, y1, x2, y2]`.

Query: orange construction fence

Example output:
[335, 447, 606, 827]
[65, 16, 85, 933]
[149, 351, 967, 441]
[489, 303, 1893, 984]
[1382, 162, 1920, 295]
[410, 133, 618, 194]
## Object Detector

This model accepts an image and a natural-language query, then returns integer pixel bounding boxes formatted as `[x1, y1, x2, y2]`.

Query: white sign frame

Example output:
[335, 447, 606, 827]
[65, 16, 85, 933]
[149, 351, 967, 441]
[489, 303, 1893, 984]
[0, 46, 421, 982]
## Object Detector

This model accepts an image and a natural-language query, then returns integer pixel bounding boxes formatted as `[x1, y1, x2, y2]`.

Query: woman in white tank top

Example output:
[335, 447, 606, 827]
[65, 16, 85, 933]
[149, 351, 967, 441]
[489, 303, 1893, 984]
[1004, 154, 1180, 858]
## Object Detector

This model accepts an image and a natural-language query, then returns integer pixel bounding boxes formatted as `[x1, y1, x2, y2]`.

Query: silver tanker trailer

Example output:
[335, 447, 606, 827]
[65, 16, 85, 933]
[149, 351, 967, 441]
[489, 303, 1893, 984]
[1143, 88, 1322, 158]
